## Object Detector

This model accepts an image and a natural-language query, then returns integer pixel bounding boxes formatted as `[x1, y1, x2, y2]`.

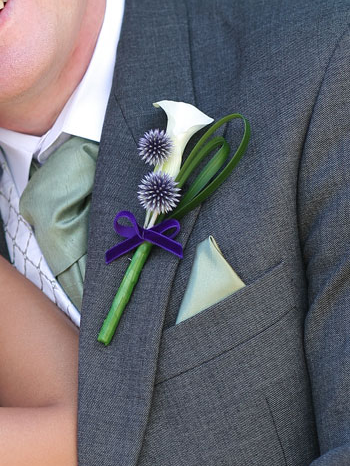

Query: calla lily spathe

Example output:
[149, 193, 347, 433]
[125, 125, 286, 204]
[153, 100, 213, 179]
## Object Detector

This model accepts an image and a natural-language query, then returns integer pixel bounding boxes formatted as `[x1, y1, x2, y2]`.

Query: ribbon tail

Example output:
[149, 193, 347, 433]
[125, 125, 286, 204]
[144, 230, 183, 258]
[105, 236, 143, 264]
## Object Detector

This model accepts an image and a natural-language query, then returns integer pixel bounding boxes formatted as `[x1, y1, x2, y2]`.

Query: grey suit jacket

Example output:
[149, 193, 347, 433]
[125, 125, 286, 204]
[78, 0, 350, 464]
[2, 0, 349, 465]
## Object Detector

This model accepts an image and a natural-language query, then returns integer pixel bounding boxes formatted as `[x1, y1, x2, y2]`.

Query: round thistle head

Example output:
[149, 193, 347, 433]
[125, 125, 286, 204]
[138, 129, 173, 166]
[138, 171, 181, 214]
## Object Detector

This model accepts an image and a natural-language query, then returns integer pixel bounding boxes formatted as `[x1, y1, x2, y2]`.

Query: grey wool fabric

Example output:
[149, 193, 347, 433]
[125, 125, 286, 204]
[2, 0, 350, 465]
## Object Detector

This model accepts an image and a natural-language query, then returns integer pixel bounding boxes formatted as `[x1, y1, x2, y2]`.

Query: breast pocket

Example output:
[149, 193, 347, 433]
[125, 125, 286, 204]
[156, 261, 295, 384]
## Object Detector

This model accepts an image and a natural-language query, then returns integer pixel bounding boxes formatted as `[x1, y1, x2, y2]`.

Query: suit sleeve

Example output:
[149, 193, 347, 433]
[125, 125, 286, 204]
[297, 24, 350, 465]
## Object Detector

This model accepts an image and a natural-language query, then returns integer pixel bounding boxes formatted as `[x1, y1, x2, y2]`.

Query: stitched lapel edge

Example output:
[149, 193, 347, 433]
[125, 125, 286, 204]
[78, 2, 202, 465]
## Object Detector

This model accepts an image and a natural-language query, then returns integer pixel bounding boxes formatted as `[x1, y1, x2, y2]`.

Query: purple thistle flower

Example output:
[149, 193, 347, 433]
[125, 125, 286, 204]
[138, 171, 181, 214]
[138, 129, 173, 166]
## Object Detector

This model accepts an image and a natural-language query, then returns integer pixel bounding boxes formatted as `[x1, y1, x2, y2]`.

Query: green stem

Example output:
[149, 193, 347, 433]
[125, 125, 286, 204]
[97, 241, 153, 345]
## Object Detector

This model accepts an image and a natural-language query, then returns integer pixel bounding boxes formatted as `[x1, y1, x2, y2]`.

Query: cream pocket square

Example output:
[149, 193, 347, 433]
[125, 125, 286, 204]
[176, 236, 246, 324]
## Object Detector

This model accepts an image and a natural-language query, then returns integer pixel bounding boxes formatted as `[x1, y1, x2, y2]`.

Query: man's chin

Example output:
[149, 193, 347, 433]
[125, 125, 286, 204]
[0, 0, 12, 26]
[0, 0, 9, 12]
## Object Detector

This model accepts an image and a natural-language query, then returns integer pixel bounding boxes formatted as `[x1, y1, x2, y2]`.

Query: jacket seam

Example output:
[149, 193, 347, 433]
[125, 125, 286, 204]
[299, 22, 350, 157]
[295, 22, 350, 269]
[265, 395, 288, 466]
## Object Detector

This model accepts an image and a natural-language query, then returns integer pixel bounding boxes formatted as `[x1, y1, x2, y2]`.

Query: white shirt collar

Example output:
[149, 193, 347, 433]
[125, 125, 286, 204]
[0, 0, 125, 196]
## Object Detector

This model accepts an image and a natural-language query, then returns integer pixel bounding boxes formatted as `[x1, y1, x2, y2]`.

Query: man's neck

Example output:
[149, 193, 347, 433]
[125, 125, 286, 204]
[0, 1, 106, 137]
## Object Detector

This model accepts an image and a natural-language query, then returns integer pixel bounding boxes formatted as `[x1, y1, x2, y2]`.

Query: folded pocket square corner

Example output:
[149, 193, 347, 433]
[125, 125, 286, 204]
[176, 236, 246, 324]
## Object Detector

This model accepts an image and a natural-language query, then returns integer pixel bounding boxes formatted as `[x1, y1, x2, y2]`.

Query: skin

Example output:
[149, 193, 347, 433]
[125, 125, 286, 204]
[0, 0, 106, 463]
[0, 0, 106, 135]
[0, 255, 79, 465]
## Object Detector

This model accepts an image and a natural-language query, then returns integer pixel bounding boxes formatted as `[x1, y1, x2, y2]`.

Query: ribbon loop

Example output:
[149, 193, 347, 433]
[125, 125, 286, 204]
[105, 211, 183, 264]
[113, 210, 143, 238]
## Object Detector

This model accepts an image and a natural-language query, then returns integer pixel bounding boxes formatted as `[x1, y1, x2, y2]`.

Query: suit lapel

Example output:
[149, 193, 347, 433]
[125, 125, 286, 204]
[78, 1, 201, 465]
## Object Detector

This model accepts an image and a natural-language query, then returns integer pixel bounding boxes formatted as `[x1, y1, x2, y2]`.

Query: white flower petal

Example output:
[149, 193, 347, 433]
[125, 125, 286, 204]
[153, 100, 213, 138]
[153, 100, 213, 178]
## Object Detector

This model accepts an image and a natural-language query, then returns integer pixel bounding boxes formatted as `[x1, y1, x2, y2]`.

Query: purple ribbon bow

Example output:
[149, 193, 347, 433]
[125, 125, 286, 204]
[105, 210, 183, 264]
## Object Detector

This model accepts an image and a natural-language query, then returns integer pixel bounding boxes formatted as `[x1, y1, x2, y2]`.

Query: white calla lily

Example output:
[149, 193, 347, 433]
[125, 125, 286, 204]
[153, 100, 213, 179]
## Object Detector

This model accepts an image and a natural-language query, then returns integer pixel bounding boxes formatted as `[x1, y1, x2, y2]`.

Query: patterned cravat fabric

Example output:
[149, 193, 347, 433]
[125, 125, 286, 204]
[0, 147, 80, 327]
[19, 137, 99, 312]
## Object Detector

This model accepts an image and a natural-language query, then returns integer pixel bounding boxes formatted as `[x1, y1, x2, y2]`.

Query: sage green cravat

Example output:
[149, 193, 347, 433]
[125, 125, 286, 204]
[19, 136, 99, 311]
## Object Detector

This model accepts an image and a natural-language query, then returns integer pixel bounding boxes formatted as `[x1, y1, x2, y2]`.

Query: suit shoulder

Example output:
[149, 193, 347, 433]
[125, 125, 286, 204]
[188, 0, 350, 39]
[187, 0, 350, 67]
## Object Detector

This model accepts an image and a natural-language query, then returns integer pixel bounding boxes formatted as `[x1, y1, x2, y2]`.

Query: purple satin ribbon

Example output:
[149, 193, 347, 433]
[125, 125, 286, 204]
[105, 210, 183, 264]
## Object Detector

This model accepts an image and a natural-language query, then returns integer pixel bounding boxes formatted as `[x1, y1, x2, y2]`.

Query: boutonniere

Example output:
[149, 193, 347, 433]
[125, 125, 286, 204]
[98, 100, 250, 345]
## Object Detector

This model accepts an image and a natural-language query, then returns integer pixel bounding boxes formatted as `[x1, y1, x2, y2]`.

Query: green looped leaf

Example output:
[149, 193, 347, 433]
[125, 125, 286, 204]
[170, 113, 250, 220]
